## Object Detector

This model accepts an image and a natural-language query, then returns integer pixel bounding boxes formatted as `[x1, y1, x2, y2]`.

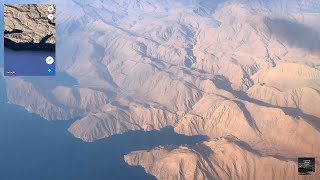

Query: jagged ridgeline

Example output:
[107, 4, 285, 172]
[3, 0, 320, 179]
[4, 4, 55, 51]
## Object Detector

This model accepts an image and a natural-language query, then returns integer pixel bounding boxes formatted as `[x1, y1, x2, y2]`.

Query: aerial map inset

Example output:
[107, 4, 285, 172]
[4, 4, 56, 76]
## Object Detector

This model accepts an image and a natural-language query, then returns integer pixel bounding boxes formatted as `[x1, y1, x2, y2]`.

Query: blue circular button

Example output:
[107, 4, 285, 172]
[46, 67, 54, 75]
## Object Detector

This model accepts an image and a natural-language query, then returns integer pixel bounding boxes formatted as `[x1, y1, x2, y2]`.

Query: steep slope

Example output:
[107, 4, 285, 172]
[6, 78, 80, 120]
[252, 63, 320, 91]
[248, 85, 320, 118]
[125, 138, 320, 180]
[5, 77, 112, 120]
[3, 0, 320, 179]
[69, 100, 179, 142]
[175, 99, 320, 157]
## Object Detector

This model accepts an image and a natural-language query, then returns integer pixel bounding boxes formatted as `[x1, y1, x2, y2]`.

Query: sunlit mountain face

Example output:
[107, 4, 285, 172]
[1, 0, 320, 179]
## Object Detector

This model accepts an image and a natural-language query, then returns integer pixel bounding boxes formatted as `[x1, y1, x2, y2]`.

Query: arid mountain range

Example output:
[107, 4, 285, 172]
[1, 0, 320, 179]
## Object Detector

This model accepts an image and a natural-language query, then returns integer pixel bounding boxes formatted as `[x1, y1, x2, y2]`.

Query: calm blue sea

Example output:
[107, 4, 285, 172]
[4, 47, 56, 76]
[0, 88, 205, 180]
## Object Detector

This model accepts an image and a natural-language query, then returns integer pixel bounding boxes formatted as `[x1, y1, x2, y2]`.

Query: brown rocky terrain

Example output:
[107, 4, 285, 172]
[3, 0, 320, 179]
[4, 4, 56, 46]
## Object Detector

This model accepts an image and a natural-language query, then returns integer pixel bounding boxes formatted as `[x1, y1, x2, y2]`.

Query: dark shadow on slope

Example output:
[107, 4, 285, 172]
[225, 135, 295, 162]
[188, 142, 222, 179]
[233, 100, 261, 135]
[88, 37, 119, 88]
[213, 75, 234, 92]
[281, 107, 320, 130]
[236, 92, 320, 130]
[193, 0, 227, 16]
[214, 76, 261, 134]
[213, 76, 320, 130]
[4, 29, 23, 34]
[225, 135, 262, 156]
[264, 18, 320, 54]
[184, 58, 193, 68]
[110, 101, 129, 110]
[240, 93, 320, 130]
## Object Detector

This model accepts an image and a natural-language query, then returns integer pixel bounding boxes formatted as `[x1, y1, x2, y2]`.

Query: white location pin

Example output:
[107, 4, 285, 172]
[46, 56, 54, 65]
[48, 14, 54, 20]
[48, 6, 54, 13]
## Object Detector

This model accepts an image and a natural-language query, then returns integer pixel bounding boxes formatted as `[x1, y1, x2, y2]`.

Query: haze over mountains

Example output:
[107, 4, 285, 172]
[1, 0, 320, 179]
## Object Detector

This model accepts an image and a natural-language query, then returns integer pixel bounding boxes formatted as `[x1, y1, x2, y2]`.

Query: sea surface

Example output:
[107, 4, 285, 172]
[0, 88, 205, 180]
[4, 47, 55, 76]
